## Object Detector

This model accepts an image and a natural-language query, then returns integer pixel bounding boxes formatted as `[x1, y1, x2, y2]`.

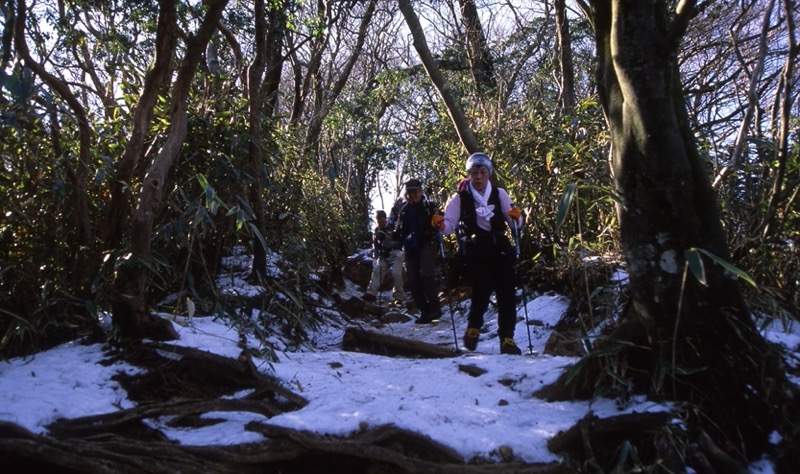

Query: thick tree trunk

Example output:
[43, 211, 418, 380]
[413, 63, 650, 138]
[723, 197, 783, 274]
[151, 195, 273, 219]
[104, 0, 178, 252]
[552, 0, 797, 464]
[111, 0, 230, 341]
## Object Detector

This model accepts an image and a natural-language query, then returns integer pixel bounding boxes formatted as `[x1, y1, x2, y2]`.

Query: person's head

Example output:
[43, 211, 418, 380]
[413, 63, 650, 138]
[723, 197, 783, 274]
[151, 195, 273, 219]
[375, 209, 387, 227]
[404, 179, 423, 204]
[465, 152, 492, 191]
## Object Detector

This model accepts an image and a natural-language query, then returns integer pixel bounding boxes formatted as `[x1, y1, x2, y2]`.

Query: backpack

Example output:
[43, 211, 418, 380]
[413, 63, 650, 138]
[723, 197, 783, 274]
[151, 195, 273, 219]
[373, 224, 397, 258]
[394, 198, 437, 254]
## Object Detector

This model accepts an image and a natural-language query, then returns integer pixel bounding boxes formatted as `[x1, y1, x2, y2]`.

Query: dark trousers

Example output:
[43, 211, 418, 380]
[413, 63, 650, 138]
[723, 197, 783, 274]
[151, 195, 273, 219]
[466, 252, 516, 338]
[405, 241, 441, 317]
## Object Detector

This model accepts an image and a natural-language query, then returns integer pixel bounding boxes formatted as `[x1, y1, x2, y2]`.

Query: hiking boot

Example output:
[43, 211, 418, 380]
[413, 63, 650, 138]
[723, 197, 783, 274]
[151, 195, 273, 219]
[463, 327, 480, 351]
[415, 314, 435, 324]
[500, 338, 522, 355]
[363, 293, 376, 302]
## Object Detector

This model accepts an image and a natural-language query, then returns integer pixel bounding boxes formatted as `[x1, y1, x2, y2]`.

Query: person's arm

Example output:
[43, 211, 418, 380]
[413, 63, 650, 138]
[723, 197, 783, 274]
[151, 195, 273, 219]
[498, 189, 523, 227]
[442, 193, 461, 235]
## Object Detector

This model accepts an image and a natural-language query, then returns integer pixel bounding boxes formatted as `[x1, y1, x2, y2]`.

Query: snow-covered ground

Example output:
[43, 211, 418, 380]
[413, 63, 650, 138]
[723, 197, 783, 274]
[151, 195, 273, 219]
[1, 251, 796, 471]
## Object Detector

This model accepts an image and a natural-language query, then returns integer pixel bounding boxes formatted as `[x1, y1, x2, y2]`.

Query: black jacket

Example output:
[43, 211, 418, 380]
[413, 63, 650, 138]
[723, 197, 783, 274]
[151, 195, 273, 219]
[393, 199, 437, 254]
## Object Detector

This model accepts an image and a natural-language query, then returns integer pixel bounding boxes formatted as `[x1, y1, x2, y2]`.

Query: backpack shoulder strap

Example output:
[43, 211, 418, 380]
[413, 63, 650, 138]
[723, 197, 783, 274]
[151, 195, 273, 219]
[425, 200, 437, 216]
[458, 190, 476, 231]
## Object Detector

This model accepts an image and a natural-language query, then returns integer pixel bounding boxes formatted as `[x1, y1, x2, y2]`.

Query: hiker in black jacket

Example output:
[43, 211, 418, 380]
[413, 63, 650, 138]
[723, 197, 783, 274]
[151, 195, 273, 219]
[436, 153, 523, 354]
[393, 179, 442, 324]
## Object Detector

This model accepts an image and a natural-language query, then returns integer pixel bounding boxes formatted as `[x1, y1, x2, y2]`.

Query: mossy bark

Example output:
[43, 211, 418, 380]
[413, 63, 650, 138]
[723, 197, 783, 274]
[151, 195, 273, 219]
[545, 0, 797, 465]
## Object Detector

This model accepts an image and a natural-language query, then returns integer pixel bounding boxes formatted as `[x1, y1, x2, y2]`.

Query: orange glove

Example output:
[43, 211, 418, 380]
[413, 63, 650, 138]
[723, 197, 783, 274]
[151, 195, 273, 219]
[507, 207, 521, 220]
[431, 214, 445, 231]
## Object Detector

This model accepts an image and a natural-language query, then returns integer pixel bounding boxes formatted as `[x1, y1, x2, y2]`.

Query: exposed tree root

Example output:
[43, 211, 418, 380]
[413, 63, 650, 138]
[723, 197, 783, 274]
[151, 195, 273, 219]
[342, 326, 459, 358]
[0, 419, 574, 473]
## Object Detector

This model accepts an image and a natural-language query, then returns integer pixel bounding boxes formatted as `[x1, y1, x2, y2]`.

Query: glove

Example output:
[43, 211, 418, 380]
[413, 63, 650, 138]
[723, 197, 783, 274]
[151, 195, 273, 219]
[507, 207, 521, 220]
[431, 214, 445, 231]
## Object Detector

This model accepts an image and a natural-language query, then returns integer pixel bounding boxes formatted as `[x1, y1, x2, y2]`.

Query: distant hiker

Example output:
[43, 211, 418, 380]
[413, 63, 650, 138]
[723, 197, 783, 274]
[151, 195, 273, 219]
[388, 197, 404, 227]
[393, 178, 443, 324]
[437, 153, 523, 354]
[363, 209, 405, 305]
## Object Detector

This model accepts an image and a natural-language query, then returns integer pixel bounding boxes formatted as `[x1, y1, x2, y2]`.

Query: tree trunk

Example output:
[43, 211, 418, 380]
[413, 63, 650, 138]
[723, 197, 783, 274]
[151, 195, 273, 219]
[246, 0, 273, 280]
[303, 0, 377, 152]
[757, 0, 797, 240]
[111, 0, 230, 341]
[711, 0, 776, 190]
[295, 1, 378, 230]
[15, 0, 96, 310]
[457, 0, 497, 97]
[398, 0, 480, 154]
[554, 0, 576, 111]
[554, 0, 797, 463]
[104, 0, 179, 252]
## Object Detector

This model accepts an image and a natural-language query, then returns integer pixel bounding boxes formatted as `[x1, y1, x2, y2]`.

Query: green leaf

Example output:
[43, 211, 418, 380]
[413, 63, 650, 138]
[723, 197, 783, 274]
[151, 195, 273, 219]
[235, 209, 245, 231]
[695, 248, 757, 287]
[671, 365, 708, 376]
[249, 222, 269, 254]
[555, 182, 577, 234]
[685, 248, 707, 286]
[615, 441, 632, 470]
[93, 167, 106, 185]
[196, 174, 209, 190]
[205, 184, 216, 202]
[582, 182, 624, 207]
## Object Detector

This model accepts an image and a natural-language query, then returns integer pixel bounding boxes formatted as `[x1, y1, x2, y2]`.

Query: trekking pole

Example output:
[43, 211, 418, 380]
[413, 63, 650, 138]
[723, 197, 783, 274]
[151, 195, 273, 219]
[377, 248, 383, 314]
[512, 219, 534, 355]
[437, 230, 460, 352]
